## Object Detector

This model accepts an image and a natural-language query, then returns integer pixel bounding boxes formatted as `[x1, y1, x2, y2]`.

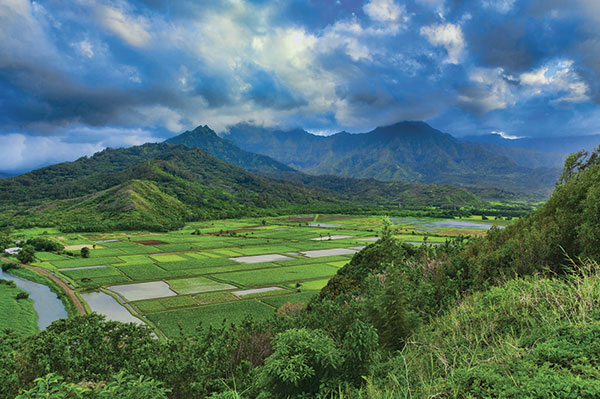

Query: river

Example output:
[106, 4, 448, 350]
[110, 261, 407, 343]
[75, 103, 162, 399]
[0, 268, 68, 330]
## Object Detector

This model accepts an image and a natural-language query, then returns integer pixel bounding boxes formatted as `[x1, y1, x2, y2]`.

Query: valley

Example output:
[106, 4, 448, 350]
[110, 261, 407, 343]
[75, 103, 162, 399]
[2, 213, 509, 339]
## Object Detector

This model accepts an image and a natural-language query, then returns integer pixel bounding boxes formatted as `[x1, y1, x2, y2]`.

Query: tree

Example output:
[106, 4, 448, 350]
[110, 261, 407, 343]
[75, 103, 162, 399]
[17, 245, 35, 264]
[81, 247, 90, 258]
[258, 328, 342, 398]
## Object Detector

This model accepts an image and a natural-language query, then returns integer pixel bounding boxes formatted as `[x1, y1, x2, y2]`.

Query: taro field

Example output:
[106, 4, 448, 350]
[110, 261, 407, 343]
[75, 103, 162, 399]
[22, 214, 509, 338]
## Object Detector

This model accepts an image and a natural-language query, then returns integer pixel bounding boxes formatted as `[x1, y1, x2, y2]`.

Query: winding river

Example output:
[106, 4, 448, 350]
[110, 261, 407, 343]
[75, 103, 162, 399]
[0, 268, 68, 330]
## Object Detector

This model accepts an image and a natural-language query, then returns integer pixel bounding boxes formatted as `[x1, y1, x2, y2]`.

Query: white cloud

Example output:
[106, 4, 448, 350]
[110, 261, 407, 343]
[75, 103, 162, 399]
[482, 0, 515, 13]
[420, 23, 465, 64]
[0, 134, 102, 172]
[519, 60, 589, 103]
[491, 130, 522, 139]
[363, 0, 409, 30]
[76, 40, 94, 58]
[520, 67, 549, 86]
[97, 5, 151, 47]
[458, 67, 515, 113]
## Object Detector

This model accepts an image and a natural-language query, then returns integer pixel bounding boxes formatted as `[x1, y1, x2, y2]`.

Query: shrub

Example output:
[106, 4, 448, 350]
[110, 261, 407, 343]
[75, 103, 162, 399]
[258, 328, 342, 399]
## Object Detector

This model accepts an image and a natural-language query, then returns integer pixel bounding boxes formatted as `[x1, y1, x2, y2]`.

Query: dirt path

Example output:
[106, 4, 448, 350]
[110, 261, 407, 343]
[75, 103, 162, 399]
[1, 256, 87, 315]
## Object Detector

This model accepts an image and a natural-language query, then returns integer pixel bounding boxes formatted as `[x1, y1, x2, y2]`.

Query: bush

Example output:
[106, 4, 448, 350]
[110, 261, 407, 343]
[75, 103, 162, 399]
[1, 262, 18, 272]
[15, 292, 29, 300]
[258, 328, 342, 399]
[17, 245, 35, 264]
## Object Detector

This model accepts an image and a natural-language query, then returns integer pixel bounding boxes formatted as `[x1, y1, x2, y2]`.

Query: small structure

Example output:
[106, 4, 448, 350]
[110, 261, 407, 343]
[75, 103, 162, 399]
[4, 247, 21, 255]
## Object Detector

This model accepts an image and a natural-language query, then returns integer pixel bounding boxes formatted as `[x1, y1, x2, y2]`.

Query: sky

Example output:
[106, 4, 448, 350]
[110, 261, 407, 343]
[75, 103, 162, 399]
[1, 0, 600, 173]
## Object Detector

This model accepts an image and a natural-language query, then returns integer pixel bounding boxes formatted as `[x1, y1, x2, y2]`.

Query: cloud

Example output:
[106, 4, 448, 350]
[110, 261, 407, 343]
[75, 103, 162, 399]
[519, 60, 590, 103]
[97, 4, 152, 47]
[0, 133, 102, 172]
[457, 67, 515, 114]
[481, 0, 515, 13]
[75, 40, 94, 58]
[363, 0, 409, 29]
[1, 0, 600, 174]
[420, 23, 465, 64]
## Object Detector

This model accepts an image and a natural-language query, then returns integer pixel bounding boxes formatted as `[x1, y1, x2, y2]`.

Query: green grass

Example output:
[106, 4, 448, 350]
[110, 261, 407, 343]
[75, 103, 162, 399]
[0, 281, 39, 336]
[233, 245, 299, 256]
[155, 243, 197, 252]
[116, 264, 171, 281]
[90, 248, 125, 257]
[34, 252, 68, 261]
[327, 261, 349, 268]
[118, 255, 154, 265]
[150, 254, 187, 262]
[260, 291, 318, 308]
[118, 246, 161, 254]
[158, 258, 238, 271]
[296, 278, 330, 290]
[60, 267, 124, 280]
[217, 264, 339, 287]
[133, 295, 198, 313]
[193, 291, 239, 305]
[76, 275, 131, 289]
[147, 300, 274, 337]
[52, 257, 122, 269]
[168, 277, 236, 295]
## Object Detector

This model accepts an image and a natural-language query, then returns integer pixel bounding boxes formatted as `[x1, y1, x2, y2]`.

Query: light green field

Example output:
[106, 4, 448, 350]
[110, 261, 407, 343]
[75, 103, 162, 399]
[168, 277, 236, 295]
[218, 264, 340, 287]
[150, 254, 187, 262]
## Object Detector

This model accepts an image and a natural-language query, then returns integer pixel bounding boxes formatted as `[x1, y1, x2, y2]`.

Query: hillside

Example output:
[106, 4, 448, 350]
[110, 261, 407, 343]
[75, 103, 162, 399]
[165, 125, 296, 177]
[0, 145, 338, 231]
[0, 141, 486, 231]
[226, 122, 560, 198]
[165, 125, 485, 206]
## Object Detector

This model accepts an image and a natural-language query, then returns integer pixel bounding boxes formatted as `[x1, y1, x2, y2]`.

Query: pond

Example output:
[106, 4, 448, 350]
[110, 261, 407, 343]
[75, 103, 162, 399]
[80, 291, 144, 325]
[0, 268, 68, 330]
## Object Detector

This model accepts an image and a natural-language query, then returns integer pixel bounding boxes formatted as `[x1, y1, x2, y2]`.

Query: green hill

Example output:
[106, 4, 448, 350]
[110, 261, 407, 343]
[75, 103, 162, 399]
[0, 141, 485, 231]
[164, 124, 485, 207]
[0, 145, 335, 231]
[226, 121, 560, 198]
[165, 125, 296, 177]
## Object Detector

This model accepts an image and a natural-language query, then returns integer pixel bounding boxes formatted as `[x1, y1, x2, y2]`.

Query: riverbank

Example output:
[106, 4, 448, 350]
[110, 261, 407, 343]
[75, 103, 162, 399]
[0, 278, 38, 336]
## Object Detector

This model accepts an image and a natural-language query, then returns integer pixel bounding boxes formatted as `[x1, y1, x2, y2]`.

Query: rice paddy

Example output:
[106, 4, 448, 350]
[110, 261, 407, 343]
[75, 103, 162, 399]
[21, 214, 508, 338]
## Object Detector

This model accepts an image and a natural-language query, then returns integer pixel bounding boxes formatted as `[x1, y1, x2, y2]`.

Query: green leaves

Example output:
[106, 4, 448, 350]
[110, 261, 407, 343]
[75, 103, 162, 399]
[259, 328, 342, 398]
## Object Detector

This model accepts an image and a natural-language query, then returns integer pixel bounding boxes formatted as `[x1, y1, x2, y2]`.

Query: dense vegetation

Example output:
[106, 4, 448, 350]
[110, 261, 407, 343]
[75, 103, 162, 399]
[226, 121, 559, 199]
[0, 140, 490, 232]
[2, 148, 600, 398]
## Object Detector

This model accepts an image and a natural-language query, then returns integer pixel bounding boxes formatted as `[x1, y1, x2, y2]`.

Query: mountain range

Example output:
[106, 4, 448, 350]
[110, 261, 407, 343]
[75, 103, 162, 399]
[224, 121, 560, 198]
[0, 130, 484, 231]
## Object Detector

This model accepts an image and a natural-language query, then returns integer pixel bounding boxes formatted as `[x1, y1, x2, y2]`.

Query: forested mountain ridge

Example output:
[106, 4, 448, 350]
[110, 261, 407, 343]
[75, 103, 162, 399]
[163, 124, 486, 205]
[165, 125, 296, 177]
[226, 121, 560, 198]
[0, 141, 484, 231]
